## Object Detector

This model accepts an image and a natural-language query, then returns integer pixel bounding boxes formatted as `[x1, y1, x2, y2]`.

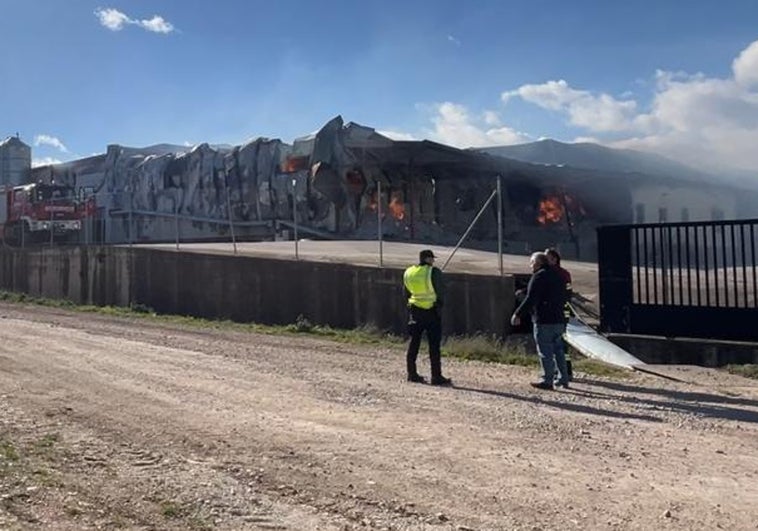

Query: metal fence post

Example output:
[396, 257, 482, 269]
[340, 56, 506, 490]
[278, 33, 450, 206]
[174, 200, 180, 250]
[128, 189, 133, 247]
[224, 170, 237, 255]
[497, 174, 503, 276]
[377, 179, 383, 267]
[49, 207, 54, 247]
[292, 178, 299, 260]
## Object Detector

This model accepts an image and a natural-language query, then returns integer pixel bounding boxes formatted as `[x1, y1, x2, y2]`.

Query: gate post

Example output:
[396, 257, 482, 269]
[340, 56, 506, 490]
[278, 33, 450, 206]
[598, 225, 634, 333]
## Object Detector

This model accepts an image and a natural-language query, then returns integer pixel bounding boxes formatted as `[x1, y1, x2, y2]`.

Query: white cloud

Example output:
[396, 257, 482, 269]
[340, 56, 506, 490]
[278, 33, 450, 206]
[447, 35, 461, 46]
[733, 40, 758, 88]
[94, 8, 129, 30]
[425, 102, 530, 147]
[482, 111, 501, 126]
[502, 79, 637, 132]
[137, 15, 175, 34]
[32, 157, 62, 168]
[34, 134, 68, 153]
[501, 37, 758, 172]
[95, 8, 175, 34]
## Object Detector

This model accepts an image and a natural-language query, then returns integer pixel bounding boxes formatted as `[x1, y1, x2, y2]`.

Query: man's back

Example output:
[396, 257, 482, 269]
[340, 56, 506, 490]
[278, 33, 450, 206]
[527, 266, 565, 324]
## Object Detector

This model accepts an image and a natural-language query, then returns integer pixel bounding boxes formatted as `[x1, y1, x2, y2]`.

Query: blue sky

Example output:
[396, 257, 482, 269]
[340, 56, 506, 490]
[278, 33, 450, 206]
[2, 1, 758, 172]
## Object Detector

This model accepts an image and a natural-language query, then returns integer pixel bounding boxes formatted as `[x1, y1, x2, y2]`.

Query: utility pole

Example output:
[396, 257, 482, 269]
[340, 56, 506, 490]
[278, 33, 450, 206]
[292, 178, 299, 260]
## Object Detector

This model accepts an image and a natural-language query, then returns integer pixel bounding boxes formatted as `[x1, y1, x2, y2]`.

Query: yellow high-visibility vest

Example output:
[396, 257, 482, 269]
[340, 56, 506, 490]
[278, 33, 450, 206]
[403, 265, 437, 309]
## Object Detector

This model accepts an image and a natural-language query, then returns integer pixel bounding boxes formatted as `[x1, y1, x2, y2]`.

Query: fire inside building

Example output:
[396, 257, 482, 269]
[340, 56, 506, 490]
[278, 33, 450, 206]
[10, 116, 758, 259]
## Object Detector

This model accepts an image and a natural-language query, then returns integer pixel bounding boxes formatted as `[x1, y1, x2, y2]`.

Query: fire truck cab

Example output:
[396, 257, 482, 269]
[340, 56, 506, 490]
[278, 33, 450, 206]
[0, 183, 84, 246]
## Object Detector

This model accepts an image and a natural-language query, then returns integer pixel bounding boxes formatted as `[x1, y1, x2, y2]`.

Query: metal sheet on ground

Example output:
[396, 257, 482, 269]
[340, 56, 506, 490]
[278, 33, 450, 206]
[565, 317, 644, 369]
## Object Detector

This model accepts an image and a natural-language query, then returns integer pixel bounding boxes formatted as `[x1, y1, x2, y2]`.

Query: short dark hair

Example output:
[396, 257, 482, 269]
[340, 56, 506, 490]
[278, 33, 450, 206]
[419, 249, 436, 261]
[545, 247, 561, 264]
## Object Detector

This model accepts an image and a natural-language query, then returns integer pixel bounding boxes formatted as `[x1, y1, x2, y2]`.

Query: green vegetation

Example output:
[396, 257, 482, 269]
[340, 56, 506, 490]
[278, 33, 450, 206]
[443, 334, 539, 367]
[1, 439, 20, 462]
[160, 501, 184, 518]
[35, 433, 59, 450]
[443, 333, 630, 378]
[725, 364, 758, 380]
[573, 358, 630, 378]
[0, 290, 629, 378]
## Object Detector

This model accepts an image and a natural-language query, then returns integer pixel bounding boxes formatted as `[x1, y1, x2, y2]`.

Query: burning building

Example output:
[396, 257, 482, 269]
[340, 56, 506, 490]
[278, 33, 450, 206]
[28, 116, 757, 259]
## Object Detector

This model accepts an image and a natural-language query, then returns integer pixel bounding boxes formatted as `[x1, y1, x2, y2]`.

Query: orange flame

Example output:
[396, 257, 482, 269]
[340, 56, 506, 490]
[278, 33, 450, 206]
[537, 196, 564, 225]
[280, 156, 308, 173]
[537, 193, 588, 225]
[367, 191, 378, 211]
[389, 192, 405, 220]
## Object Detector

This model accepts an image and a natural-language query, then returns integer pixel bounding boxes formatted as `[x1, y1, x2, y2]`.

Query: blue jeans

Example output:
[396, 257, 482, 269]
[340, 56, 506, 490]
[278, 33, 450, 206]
[533, 323, 569, 385]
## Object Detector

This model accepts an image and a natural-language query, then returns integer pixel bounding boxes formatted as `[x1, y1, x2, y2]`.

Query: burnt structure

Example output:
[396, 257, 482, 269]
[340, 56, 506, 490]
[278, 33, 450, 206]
[31, 116, 750, 259]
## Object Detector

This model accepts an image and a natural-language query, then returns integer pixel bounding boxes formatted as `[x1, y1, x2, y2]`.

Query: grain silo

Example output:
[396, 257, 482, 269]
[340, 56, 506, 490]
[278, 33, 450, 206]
[0, 135, 32, 186]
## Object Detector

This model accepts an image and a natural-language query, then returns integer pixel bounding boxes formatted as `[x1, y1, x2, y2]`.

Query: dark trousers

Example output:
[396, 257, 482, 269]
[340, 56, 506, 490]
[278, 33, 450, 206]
[406, 306, 442, 379]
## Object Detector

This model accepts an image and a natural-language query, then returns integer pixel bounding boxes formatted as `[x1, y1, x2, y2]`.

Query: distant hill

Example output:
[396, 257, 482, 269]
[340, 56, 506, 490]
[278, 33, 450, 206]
[477, 139, 716, 183]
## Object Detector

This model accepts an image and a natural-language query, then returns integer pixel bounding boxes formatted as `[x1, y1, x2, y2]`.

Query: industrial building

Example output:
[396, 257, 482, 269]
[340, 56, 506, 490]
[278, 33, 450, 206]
[26, 117, 758, 259]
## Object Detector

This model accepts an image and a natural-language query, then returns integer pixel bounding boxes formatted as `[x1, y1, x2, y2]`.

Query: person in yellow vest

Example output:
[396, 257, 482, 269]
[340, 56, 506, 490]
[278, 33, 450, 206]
[403, 249, 452, 386]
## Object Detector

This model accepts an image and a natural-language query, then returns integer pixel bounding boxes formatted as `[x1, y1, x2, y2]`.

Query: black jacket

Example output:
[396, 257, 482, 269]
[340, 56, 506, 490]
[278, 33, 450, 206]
[513, 265, 565, 324]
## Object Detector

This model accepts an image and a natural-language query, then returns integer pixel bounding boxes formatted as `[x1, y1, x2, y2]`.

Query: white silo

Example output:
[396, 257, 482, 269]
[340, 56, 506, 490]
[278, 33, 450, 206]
[0, 135, 32, 186]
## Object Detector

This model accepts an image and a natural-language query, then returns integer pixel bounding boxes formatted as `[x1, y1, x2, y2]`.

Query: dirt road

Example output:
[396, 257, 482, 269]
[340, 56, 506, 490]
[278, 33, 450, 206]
[1, 303, 757, 530]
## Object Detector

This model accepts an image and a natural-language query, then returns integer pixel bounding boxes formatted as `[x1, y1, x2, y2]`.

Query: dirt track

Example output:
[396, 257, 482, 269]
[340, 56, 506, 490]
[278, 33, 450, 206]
[1, 303, 758, 530]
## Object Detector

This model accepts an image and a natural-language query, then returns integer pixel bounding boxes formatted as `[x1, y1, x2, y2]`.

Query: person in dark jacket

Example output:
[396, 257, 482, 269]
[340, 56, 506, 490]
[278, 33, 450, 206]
[403, 249, 452, 386]
[545, 247, 573, 381]
[510, 252, 570, 390]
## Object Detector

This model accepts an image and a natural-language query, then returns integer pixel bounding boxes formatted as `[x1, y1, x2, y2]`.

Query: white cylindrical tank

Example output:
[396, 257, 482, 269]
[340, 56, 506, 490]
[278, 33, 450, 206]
[0, 135, 32, 186]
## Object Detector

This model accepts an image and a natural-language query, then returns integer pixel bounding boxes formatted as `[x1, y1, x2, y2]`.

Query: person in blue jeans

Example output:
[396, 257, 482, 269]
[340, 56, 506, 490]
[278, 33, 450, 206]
[510, 252, 570, 390]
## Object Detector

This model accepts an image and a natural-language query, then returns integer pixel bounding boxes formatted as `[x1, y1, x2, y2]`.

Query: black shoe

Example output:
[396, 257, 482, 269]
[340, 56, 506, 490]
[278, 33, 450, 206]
[530, 381, 554, 391]
[407, 374, 426, 384]
[431, 376, 453, 387]
[555, 381, 570, 389]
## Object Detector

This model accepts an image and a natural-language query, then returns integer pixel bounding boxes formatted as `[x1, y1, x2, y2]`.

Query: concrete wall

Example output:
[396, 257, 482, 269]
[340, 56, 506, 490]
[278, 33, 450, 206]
[609, 334, 758, 367]
[0, 246, 515, 336]
[0, 247, 131, 307]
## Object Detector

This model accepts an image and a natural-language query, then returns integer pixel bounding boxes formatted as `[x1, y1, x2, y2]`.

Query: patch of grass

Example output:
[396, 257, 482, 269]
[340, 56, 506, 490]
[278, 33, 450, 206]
[443, 335, 630, 378]
[160, 501, 184, 518]
[31, 433, 60, 461]
[32, 467, 64, 488]
[34, 433, 59, 450]
[573, 358, 630, 379]
[1, 440, 20, 462]
[725, 364, 758, 380]
[0, 289, 630, 377]
[0, 290, 404, 346]
[128, 302, 154, 314]
[443, 334, 539, 367]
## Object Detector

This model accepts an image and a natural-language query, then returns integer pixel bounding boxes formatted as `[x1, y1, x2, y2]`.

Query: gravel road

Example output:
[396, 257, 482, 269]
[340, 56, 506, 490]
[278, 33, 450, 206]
[1, 303, 757, 530]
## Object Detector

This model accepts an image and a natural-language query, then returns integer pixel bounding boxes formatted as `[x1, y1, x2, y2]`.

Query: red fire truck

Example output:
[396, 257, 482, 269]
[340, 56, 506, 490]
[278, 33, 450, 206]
[0, 183, 92, 246]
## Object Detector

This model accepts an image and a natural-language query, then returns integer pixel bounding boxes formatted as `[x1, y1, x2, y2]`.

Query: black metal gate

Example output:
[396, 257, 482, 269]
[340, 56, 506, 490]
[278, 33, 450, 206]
[598, 219, 758, 341]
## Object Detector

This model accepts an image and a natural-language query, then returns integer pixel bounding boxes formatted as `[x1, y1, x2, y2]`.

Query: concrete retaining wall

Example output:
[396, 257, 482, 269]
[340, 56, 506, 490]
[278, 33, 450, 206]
[0, 247, 515, 336]
[609, 334, 758, 367]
